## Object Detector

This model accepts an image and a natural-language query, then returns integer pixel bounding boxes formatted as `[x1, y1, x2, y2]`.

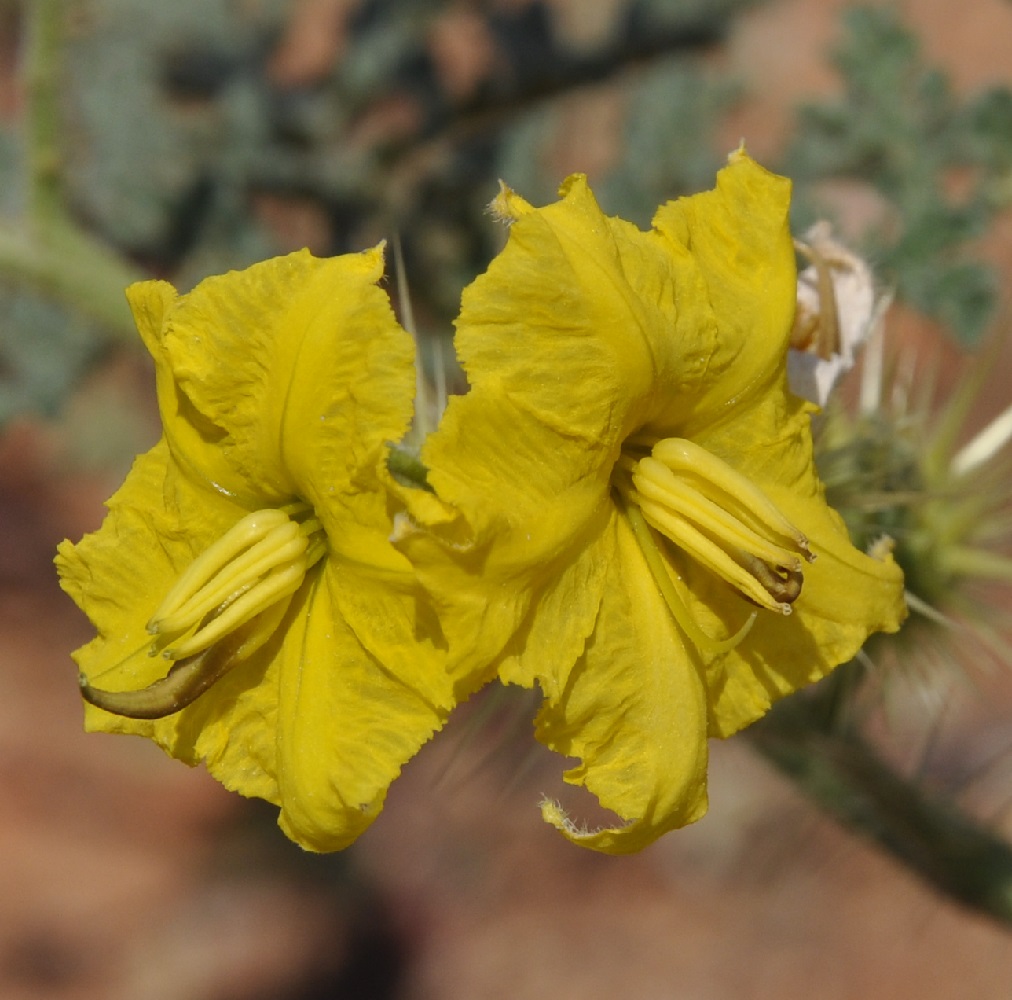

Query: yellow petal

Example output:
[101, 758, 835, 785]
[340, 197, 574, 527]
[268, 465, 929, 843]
[449, 172, 719, 449]
[126, 279, 177, 360]
[401, 391, 614, 691]
[57, 439, 454, 850]
[533, 514, 709, 854]
[273, 563, 454, 851]
[56, 441, 279, 793]
[414, 173, 712, 678]
[682, 384, 906, 737]
[418, 157, 793, 673]
[136, 248, 414, 508]
[650, 150, 796, 433]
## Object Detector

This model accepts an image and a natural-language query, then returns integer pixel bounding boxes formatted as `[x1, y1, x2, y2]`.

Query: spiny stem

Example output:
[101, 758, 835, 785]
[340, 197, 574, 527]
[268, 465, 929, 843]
[750, 689, 1012, 926]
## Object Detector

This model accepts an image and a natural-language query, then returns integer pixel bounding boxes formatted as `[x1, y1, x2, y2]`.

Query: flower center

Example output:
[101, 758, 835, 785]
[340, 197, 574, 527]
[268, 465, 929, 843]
[80, 503, 327, 719]
[615, 437, 813, 652]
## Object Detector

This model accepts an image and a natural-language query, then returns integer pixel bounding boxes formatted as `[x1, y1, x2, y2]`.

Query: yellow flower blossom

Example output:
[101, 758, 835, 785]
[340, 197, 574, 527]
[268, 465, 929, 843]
[397, 151, 907, 854]
[57, 249, 458, 852]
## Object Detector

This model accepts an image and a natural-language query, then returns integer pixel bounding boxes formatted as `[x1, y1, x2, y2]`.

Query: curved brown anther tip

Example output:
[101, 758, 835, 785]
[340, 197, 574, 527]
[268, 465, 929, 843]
[77, 597, 293, 721]
[739, 552, 805, 609]
[79, 648, 228, 720]
[770, 566, 804, 605]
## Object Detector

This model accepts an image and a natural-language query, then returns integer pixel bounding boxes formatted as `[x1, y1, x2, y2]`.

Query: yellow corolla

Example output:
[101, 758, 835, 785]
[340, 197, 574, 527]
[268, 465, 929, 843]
[57, 248, 458, 851]
[398, 151, 906, 854]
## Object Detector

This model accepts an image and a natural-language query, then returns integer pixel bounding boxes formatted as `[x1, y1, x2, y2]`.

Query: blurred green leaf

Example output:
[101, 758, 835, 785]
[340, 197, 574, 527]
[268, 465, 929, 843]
[786, 5, 1012, 344]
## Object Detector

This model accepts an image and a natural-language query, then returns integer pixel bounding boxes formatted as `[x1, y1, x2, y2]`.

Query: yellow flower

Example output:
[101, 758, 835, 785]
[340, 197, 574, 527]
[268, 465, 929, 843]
[398, 152, 907, 854]
[57, 249, 457, 852]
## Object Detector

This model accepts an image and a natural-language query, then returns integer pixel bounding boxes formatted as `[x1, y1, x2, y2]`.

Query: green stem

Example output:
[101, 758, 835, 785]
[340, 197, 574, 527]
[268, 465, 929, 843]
[0, 224, 140, 335]
[25, 0, 64, 224]
[749, 693, 1012, 925]
[10, 0, 140, 338]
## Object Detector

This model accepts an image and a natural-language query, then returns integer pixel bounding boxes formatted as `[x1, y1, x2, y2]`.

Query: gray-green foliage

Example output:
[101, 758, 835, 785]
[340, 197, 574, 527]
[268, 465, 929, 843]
[62, 0, 287, 257]
[599, 59, 739, 224]
[496, 58, 737, 226]
[1, 0, 750, 428]
[0, 288, 101, 423]
[0, 0, 287, 428]
[786, 5, 1012, 344]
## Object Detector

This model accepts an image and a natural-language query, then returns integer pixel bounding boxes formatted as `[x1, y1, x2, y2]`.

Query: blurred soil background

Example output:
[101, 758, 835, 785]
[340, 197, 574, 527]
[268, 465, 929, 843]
[3, 0, 1012, 997]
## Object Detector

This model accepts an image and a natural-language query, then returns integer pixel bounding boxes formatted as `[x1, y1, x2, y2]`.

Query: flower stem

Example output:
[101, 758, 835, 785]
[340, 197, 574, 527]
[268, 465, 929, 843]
[749, 688, 1012, 925]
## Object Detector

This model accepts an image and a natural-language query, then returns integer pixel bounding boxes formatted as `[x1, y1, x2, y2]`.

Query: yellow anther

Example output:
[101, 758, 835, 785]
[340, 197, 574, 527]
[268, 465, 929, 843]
[163, 557, 307, 660]
[151, 506, 326, 660]
[150, 521, 306, 637]
[617, 493, 758, 656]
[82, 504, 327, 720]
[633, 456, 804, 575]
[149, 509, 293, 631]
[148, 505, 329, 657]
[615, 436, 813, 634]
[650, 438, 811, 559]
[633, 492, 795, 615]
